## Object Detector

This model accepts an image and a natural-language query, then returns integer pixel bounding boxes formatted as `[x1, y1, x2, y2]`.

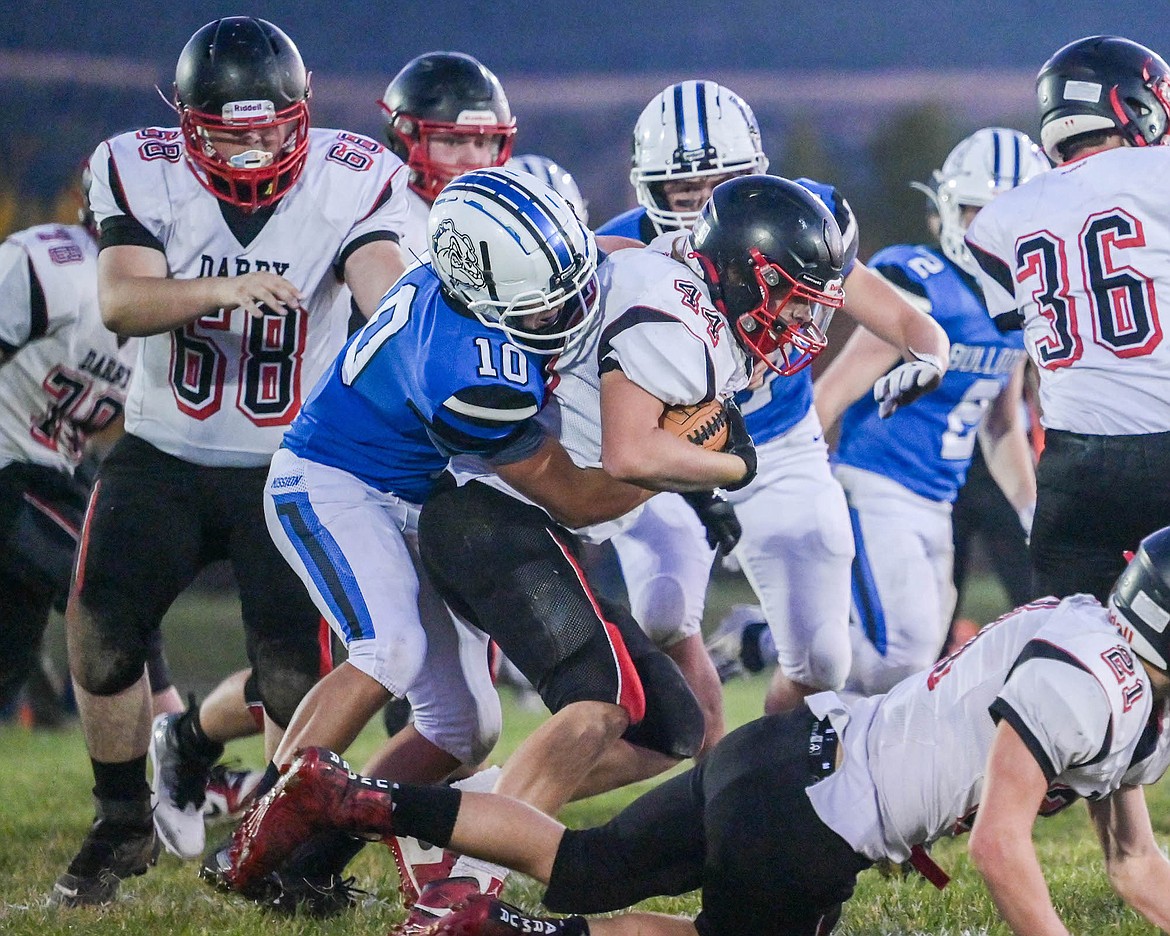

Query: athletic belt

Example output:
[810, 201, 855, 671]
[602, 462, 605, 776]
[807, 716, 838, 783]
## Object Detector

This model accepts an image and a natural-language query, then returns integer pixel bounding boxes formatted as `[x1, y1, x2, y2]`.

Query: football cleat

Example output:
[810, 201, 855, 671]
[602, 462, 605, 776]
[394, 875, 507, 936]
[705, 603, 777, 682]
[389, 835, 458, 905]
[225, 747, 394, 893]
[203, 763, 264, 824]
[200, 840, 365, 917]
[407, 894, 554, 936]
[50, 798, 160, 907]
[149, 711, 217, 860]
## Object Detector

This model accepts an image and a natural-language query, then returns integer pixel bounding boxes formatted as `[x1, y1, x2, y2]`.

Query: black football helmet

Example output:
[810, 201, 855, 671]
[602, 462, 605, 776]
[686, 175, 846, 376]
[1037, 35, 1170, 162]
[379, 51, 516, 203]
[174, 17, 311, 211]
[1109, 526, 1170, 672]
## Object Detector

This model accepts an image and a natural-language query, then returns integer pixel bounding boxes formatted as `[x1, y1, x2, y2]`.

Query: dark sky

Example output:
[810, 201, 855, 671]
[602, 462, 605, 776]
[5, 0, 1170, 76]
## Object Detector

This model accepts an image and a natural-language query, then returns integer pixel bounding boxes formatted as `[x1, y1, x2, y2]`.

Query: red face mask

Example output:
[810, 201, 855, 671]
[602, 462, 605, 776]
[180, 97, 311, 212]
[729, 248, 844, 376]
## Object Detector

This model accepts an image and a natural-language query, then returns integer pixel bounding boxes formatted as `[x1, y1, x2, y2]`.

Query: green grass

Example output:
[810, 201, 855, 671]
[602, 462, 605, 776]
[5, 574, 1165, 935]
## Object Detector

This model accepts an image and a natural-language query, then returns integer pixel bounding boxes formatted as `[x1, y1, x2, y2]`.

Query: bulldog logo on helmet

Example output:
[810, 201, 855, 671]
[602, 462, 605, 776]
[432, 218, 485, 289]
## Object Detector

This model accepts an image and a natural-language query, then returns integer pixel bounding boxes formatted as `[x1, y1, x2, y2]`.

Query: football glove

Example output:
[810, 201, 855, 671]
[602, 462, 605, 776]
[681, 490, 742, 555]
[719, 400, 757, 491]
[873, 349, 945, 418]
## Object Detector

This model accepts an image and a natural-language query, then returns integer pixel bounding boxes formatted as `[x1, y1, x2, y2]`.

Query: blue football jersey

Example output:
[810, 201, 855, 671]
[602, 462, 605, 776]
[596, 207, 658, 243]
[833, 245, 1027, 502]
[283, 263, 546, 503]
[734, 178, 859, 444]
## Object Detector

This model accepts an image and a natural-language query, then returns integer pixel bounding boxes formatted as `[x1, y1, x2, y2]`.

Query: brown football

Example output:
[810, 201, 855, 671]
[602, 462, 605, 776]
[659, 399, 730, 451]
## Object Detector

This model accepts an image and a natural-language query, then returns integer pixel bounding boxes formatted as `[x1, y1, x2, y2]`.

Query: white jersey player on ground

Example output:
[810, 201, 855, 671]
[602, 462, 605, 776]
[226, 525, 1170, 936]
[813, 127, 1045, 696]
[598, 80, 951, 726]
[966, 35, 1170, 607]
[51, 16, 409, 908]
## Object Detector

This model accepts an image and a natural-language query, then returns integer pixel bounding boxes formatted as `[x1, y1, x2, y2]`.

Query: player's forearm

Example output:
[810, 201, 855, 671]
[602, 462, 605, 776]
[602, 429, 746, 492]
[979, 424, 1036, 518]
[969, 835, 1070, 936]
[1107, 848, 1170, 931]
[813, 327, 902, 432]
[99, 275, 235, 336]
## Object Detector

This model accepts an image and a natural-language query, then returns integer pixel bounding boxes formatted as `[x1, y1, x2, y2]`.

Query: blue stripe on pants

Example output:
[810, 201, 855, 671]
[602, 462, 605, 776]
[272, 489, 375, 642]
[848, 504, 888, 656]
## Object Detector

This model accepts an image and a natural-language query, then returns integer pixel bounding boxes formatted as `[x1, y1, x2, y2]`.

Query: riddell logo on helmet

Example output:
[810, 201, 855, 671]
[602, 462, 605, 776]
[222, 100, 277, 123]
[455, 109, 501, 126]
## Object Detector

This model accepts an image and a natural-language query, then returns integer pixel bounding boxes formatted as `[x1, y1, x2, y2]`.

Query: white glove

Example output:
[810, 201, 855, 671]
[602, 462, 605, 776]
[873, 350, 945, 418]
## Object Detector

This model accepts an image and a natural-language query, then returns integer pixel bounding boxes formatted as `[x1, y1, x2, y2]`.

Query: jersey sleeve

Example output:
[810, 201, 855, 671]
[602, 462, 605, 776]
[598, 305, 716, 405]
[989, 640, 1112, 783]
[965, 208, 1019, 323]
[335, 138, 412, 273]
[427, 383, 546, 460]
[0, 238, 37, 353]
[869, 247, 935, 316]
[88, 136, 166, 253]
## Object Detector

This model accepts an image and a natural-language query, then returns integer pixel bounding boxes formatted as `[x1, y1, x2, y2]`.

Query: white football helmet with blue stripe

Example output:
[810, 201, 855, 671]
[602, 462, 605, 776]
[507, 154, 589, 226]
[429, 166, 599, 354]
[631, 80, 769, 234]
[925, 127, 1050, 276]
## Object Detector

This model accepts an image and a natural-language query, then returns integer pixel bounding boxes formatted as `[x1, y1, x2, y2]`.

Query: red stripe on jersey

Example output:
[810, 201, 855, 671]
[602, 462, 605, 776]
[359, 164, 406, 223]
[545, 527, 646, 723]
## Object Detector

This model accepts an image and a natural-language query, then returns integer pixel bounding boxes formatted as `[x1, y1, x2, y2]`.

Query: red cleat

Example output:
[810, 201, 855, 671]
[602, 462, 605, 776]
[394, 876, 505, 936]
[224, 747, 394, 893]
[408, 894, 553, 936]
[389, 834, 459, 904]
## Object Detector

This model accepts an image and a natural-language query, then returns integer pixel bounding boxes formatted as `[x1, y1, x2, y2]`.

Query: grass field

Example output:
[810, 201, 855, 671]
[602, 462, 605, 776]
[3, 572, 1167, 935]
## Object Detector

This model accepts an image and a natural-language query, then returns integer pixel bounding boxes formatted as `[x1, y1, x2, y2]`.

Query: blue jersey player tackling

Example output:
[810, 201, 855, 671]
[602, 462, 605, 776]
[816, 128, 1046, 695]
[597, 80, 950, 719]
[257, 167, 617, 808]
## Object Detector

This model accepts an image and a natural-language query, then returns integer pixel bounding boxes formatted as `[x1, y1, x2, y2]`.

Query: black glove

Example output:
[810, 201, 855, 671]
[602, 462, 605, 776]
[720, 399, 757, 491]
[681, 490, 742, 554]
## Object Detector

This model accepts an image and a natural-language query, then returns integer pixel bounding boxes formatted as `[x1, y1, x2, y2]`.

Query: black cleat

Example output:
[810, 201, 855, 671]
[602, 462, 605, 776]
[50, 798, 160, 907]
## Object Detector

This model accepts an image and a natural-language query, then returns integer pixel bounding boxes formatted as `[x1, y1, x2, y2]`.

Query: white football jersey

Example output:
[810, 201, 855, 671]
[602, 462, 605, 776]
[397, 187, 432, 264]
[88, 126, 411, 466]
[454, 245, 750, 539]
[0, 224, 134, 473]
[807, 594, 1170, 862]
[966, 146, 1170, 434]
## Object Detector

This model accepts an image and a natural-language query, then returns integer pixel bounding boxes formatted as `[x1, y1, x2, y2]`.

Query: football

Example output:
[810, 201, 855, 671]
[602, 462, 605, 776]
[659, 399, 730, 451]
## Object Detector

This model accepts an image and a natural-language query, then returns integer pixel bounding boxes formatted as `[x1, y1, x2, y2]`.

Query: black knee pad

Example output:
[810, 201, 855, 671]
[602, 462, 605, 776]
[68, 605, 152, 696]
[621, 646, 704, 759]
[247, 636, 320, 728]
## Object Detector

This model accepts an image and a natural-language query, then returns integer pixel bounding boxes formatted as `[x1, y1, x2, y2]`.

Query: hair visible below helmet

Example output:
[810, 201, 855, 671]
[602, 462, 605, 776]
[1109, 526, 1170, 672]
[507, 154, 589, 226]
[1037, 35, 1170, 162]
[686, 175, 845, 376]
[917, 127, 1050, 276]
[380, 52, 516, 204]
[632, 80, 769, 235]
[428, 167, 599, 355]
[174, 17, 310, 212]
